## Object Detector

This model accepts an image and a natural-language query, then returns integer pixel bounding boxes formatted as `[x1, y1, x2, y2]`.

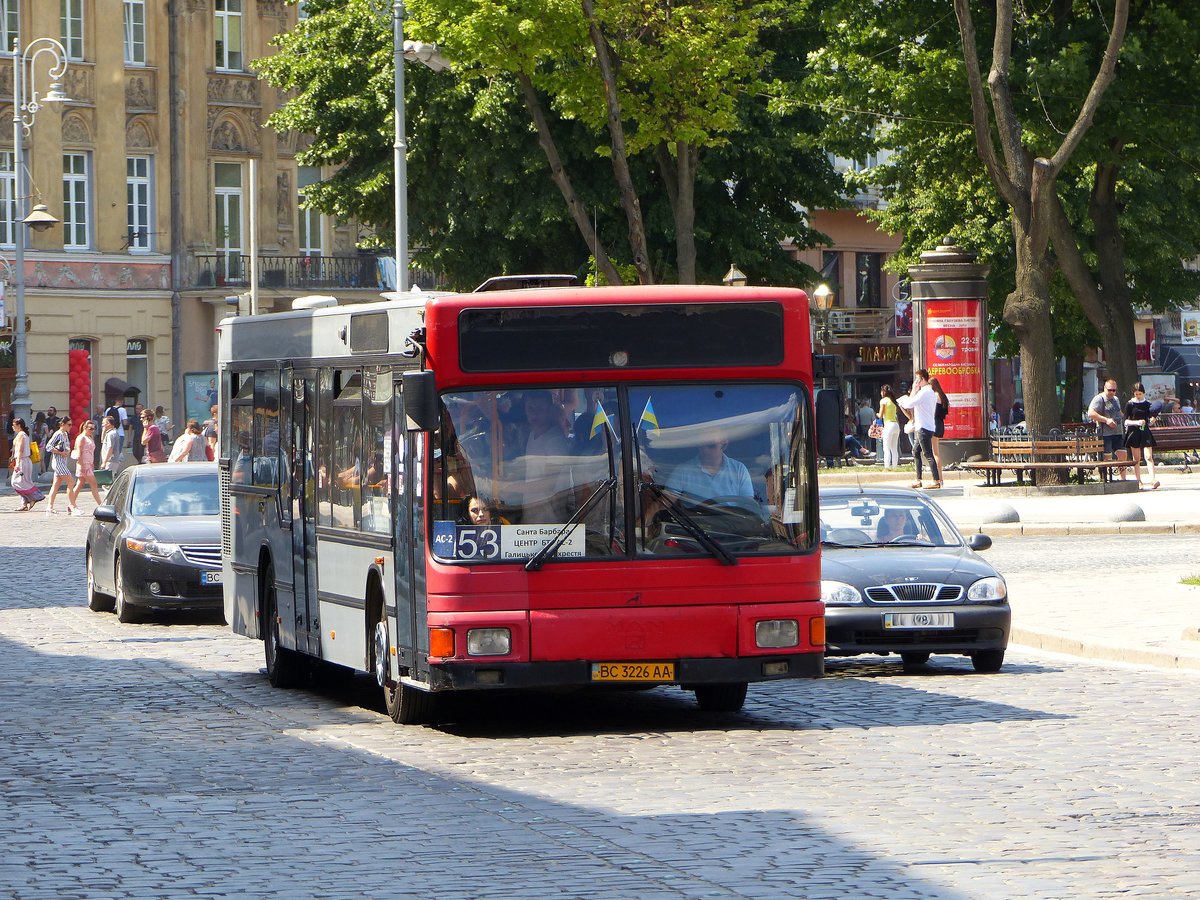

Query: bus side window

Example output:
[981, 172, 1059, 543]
[253, 370, 280, 488]
[331, 369, 363, 529]
[361, 369, 393, 534]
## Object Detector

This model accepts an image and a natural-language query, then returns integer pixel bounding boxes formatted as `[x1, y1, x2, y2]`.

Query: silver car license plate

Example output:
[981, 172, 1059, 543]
[200, 571, 223, 585]
[884, 612, 954, 629]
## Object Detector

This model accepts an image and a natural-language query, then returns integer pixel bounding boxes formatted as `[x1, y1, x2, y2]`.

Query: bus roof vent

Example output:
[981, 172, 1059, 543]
[293, 295, 339, 310]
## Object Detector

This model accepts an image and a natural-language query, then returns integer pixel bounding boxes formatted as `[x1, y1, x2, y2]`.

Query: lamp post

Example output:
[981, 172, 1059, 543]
[811, 282, 834, 347]
[392, 2, 450, 294]
[10, 37, 70, 428]
[722, 264, 747, 287]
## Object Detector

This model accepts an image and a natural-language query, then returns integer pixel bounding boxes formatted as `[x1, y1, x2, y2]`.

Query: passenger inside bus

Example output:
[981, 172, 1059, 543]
[513, 390, 572, 524]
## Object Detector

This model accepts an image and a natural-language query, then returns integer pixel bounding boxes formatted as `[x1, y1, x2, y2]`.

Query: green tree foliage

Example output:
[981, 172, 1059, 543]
[259, 0, 839, 289]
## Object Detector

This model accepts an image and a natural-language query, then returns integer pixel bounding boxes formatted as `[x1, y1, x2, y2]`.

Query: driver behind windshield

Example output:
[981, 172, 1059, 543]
[664, 430, 753, 501]
[876, 507, 915, 542]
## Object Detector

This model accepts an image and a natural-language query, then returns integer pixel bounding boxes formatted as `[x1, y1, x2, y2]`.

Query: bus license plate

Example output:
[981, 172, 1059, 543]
[591, 662, 675, 682]
[884, 612, 953, 629]
[200, 571, 223, 585]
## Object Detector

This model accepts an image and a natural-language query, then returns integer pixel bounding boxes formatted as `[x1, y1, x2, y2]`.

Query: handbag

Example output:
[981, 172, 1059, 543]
[7, 458, 14, 470]
[30, 442, 40, 464]
[867, 418, 884, 440]
[904, 421, 916, 435]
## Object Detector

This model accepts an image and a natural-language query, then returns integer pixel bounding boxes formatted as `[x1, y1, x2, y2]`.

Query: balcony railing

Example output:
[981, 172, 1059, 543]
[815, 307, 897, 342]
[191, 253, 392, 291]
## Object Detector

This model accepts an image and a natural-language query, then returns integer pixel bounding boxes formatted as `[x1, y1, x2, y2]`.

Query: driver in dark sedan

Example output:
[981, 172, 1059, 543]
[875, 508, 915, 542]
[664, 430, 753, 500]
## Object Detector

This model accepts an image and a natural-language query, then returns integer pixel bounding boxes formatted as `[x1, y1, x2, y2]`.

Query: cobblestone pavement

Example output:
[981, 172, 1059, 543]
[3, 511, 1200, 898]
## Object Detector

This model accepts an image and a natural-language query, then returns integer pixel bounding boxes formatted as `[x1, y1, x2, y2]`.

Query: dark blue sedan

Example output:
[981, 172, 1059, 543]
[820, 486, 1010, 672]
[85, 464, 222, 623]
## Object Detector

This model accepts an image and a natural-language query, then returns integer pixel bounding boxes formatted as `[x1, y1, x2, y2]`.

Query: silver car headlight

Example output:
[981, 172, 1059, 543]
[967, 576, 1007, 602]
[125, 538, 181, 560]
[821, 580, 863, 606]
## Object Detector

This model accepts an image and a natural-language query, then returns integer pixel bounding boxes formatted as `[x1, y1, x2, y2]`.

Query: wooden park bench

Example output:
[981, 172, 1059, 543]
[962, 431, 1125, 486]
[1146, 413, 1200, 472]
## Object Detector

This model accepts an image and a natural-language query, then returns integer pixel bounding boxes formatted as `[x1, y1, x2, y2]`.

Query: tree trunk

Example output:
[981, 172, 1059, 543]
[654, 142, 699, 283]
[1061, 353, 1084, 424]
[516, 73, 623, 286]
[582, 0, 654, 285]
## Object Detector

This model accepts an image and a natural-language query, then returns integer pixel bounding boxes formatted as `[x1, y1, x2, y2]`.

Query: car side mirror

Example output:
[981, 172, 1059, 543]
[968, 533, 991, 551]
[93, 505, 119, 523]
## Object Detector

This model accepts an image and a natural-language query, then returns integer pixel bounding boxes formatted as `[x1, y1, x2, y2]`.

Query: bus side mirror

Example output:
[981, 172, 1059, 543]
[815, 389, 844, 459]
[401, 370, 439, 432]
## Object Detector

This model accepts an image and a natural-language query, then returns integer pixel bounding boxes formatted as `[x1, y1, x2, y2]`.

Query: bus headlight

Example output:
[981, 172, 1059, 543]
[967, 576, 1008, 602]
[755, 619, 799, 649]
[467, 628, 511, 657]
[125, 538, 181, 560]
[821, 581, 863, 605]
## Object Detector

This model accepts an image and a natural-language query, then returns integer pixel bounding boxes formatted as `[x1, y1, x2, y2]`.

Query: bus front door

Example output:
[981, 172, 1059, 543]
[390, 386, 423, 675]
[290, 371, 321, 656]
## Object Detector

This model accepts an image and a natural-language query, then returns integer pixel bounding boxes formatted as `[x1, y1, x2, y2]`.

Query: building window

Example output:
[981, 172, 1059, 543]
[820, 250, 841, 300]
[215, 0, 243, 71]
[855, 252, 883, 309]
[297, 0, 310, 20]
[126, 156, 153, 252]
[214, 162, 243, 283]
[2, 1, 18, 53]
[61, 0, 85, 61]
[63, 152, 91, 250]
[0, 151, 14, 250]
[124, 0, 146, 65]
[297, 166, 324, 258]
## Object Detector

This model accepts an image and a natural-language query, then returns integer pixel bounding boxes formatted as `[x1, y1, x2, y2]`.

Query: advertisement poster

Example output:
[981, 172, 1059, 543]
[923, 300, 984, 439]
[1182, 311, 1200, 345]
[184, 372, 218, 423]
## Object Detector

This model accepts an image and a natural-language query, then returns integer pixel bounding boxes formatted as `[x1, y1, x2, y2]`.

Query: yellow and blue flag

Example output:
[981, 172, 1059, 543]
[638, 398, 660, 436]
[589, 400, 613, 439]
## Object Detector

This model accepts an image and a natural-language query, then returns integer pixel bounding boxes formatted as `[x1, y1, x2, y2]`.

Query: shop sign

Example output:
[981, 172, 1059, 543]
[857, 344, 906, 363]
[1183, 311, 1200, 345]
[923, 300, 984, 439]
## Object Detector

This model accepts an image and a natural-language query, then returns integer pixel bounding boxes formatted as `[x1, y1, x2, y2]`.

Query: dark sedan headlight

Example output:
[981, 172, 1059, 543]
[967, 576, 1007, 602]
[821, 580, 863, 606]
[125, 538, 182, 560]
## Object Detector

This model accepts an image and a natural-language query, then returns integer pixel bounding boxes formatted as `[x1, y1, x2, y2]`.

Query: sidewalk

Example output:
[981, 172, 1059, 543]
[820, 465, 1200, 672]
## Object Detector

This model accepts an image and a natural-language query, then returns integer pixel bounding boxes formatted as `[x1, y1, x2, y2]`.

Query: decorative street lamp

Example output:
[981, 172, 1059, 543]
[811, 282, 835, 348]
[392, 2, 450, 293]
[722, 264, 748, 287]
[9, 37, 71, 427]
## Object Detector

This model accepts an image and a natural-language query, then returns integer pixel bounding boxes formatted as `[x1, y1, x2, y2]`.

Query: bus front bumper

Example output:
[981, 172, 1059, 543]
[426, 652, 823, 691]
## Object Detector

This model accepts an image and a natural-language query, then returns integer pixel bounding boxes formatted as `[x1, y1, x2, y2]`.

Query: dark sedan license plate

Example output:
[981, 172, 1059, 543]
[590, 662, 675, 682]
[200, 571, 223, 585]
[884, 612, 954, 629]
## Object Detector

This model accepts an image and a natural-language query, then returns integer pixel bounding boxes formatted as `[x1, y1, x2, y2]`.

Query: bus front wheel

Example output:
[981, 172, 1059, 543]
[374, 606, 438, 726]
[693, 682, 747, 713]
[263, 563, 305, 688]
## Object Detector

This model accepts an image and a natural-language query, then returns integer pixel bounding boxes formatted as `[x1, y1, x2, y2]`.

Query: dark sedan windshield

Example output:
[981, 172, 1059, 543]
[819, 495, 962, 547]
[130, 473, 220, 517]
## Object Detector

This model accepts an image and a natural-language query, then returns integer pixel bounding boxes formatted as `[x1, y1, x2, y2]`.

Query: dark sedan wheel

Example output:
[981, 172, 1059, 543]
[972, 648, 1005, 673]
[113, 557, 140, 624]
[86, 549, 115, 613]
[900, 651, 931, 667]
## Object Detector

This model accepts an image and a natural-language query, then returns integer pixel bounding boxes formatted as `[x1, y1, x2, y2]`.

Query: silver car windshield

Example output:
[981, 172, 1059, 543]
[819, 495, 962, 548]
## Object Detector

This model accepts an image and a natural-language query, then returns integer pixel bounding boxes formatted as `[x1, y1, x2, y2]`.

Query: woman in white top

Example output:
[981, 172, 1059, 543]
[169, 419, 209, 462]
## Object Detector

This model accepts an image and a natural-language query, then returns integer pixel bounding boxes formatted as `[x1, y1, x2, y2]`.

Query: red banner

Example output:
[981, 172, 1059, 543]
[923, 300, 984, 439]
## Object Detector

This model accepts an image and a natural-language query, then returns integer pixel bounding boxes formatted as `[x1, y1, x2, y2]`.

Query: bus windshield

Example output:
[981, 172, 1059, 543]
[431, 383, 814, 564]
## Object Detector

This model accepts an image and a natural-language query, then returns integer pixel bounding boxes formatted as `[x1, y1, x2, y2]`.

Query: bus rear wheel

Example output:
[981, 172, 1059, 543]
[374, 608, 438, 725]
[694, 682, 748, 712]
[263, 563, 305, 688]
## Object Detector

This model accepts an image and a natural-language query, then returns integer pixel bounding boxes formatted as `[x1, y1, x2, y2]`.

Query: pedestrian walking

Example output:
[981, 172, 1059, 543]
[31, 412, 49, 474]
[1124, 382, 1160, 490]
[8, 417, 44, 511]
[43, 417, 78, 515]
[897, 369, 942, 490]
[168, 419, 209, 462]
[154, 405, 172, 441]
[855, 398, 876, 452]
[930, 376, 950, 476]
[1087, 378, 1127, 478]
[877, 384, 901, 468]
[141, 410, 168, 463]
[97, 416, 118, 489]
[67, 421, 103, 513]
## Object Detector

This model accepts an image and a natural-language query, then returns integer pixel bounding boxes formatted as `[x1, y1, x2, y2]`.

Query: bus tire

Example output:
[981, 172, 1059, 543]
[694, 682, 748, 713]
[263, 562, 305, 688]
[86, 548, 115, 613]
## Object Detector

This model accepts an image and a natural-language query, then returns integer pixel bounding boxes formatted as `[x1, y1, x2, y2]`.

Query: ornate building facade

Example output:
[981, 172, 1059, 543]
[0, 0, 380, 450]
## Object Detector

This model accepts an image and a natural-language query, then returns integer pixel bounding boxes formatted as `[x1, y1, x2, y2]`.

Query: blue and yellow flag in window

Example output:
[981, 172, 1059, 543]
[589, 400, 614, 439]
[638, 398, 660, 437]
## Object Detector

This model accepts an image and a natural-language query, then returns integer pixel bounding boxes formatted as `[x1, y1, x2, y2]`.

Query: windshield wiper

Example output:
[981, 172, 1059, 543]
[640, 479, 736, 566]
[525, 477, 619, 572]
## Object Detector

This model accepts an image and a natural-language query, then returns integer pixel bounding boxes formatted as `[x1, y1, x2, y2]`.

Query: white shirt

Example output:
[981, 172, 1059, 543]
[897, 385, 938, 433]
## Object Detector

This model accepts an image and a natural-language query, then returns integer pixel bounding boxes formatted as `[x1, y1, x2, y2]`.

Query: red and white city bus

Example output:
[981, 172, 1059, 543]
[218, 284, 824, 724]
